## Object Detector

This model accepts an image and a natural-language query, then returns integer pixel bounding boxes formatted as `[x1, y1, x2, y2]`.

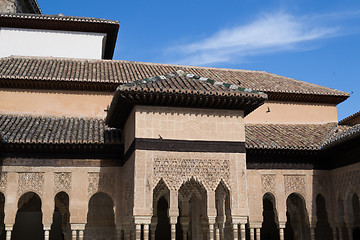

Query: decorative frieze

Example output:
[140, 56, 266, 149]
[88, 173, 115, 196]
[153, 158, 230, 191]
[54, 172, 72, 193]
[0, 173, 8, 193]
[261, 174, 276, 194]
[284, 175, 306, 197]
[313, 175, 328, 194]
[18, 172, 44, 196]
[333, 170, 360, 195]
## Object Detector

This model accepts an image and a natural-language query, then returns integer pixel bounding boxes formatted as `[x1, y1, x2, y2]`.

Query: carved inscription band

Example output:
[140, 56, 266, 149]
[123, 138, 246, 163]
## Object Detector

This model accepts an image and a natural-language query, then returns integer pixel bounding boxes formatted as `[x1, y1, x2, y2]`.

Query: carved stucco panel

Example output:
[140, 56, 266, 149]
[18, 172, 44, 196]
[313, 174, 328, 194]
[261, 174, 276, 194]
[54, 172, 72, 193]
[153, 158, 230, 191]
[0, 173, 8, 193]
[333, 170, 360, 196]
[88, 173, 115, 197]
[284, 175, 306, 197]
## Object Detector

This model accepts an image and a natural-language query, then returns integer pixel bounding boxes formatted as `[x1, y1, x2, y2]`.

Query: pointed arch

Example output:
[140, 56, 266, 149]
[50, 191, 70, 240]
[315, 193, 333, 239]
[285, 193, 310, 240]
[215, 181, 232, 240]
[262, 192, 280, 240]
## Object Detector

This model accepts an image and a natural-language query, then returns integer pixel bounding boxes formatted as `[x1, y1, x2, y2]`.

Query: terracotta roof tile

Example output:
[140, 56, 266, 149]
[245, 123, 337, 150]
[0, 56, 349, 102]
[322, 124, 360, 148]
[0, 114, 121, 145]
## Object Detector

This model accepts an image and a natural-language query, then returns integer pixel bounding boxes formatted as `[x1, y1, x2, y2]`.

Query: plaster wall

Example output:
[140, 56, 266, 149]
[133, 105, 245, 142]
[0, 28, 106, 59]
[245, 101, 338, 124]
[0, 89, 113, 118]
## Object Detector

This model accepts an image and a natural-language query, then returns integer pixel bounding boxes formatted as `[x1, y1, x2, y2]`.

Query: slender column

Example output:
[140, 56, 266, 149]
[125, 227, 131, 240]
[348, 227, 353, 240]
[233, 224, 238, 240]
[5, 225, 12, 240]
[72, 230, 77, 240]
[332, 227, 337, 240]
[310, 227, 315, 240]
[135, 224, 141, 240]
[116, 224, 122, 240]
[44, 230, 50, 240]
[78, 230, 84, 240]
[240, 224, 246, 240]
[279, 228, 284, 240]
[169, 216, 177, 240]
[216, 225, 220, 240]
[143, 224, 149, 240]
[150, 220, 157, 240]
[338, 226, 343, 240]
[209, 223, 214, 240]
[250, 228, 255, 240]
[180, 217, 189, 240]
[256, 228, 260, 240]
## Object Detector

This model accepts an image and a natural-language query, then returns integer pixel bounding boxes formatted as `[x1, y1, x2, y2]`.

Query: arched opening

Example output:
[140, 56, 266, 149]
[12, 192, 43, 240]
[315, 194, 332, 239]
[178, 178, 207, 240]
[215, 182, 232, 240]
[284, 193, 310, 240]
[152, 179, 171, 240]
[337, 196, 347, 240]
[261, 193, 280, 240]
[50, 192, 70, 240]
[84, 192, 116, 240]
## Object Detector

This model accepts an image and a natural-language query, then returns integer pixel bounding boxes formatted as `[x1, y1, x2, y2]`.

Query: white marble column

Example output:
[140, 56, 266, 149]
[250, 228, 255, 240]
[72, 230, 77, 240]
[310, 227, 315, 240]
[240, 224, 246, 240]
[78, 230, 84, 240]
[209, 223, 215, 240]
[338, 226, 343, 240]
[5, 225, 12, 240]
[143, 224, 149, 240]
[216, 225, 220, 240]
[332, 227, 337, 240]
[279, 228, 284, 240]
[150, 221, 157, 240]
[256, 228, 260, 240]
[135, 224, 141, 240]
[233, 224, 239, 240]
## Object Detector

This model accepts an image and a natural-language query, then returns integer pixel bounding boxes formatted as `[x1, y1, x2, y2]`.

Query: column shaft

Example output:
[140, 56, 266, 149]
[44, 230, 50, 240]
[310, 227, 315, 240]
[209, 223, 214, 240]
[72, 230, 77, 240]
[256, 228, 260, 240]
[279, 228, 284, 240]
[78, 230, 84, 240]
[171, 223, 176, 240]
[135, 224, 141, 240]
[144, 224, 149, 240]
[250, 228, 255, 240]
[338, 226, 343, 240]
[216, 226, 220, 240]
[240, 224, 246, 240]
[233, 224, 238, 240]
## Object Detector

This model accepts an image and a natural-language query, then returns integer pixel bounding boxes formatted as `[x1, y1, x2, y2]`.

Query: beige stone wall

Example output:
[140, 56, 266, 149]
[0, 88, 113, 118]
[245, 101, 338, 124]
[133, 105, 245, 142]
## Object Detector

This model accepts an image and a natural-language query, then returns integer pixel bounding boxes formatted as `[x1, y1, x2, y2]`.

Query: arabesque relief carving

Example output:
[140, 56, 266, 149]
[261, 174, 276, 194]
[284, 175, 306, 196]
[18, 172, 44, 195]
[54, 172, 72, 193]
[333, 170, 360, 195]
[88, 172, 115, 196]
[0, 173, 8, 192]
[153, 158, 230, 191]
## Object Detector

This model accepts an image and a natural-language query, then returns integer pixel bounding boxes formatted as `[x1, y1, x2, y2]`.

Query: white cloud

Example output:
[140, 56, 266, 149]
[166, 12, 340, 66]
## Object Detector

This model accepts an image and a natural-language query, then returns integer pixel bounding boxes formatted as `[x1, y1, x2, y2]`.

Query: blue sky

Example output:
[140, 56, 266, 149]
[37, 0, 360, 120]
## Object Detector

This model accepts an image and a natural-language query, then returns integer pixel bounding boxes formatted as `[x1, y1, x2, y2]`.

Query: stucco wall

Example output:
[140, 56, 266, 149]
[0, 88, 113, 118]
[0, 28, 106, 59]
[133, 105, 245, 142]
[245, 101, 338, 124]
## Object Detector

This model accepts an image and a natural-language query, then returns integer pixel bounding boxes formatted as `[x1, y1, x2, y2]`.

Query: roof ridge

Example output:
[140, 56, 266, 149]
[339, 110, 360, 125]
[119, 70, 267, 97]
[0, 113, 104, 121]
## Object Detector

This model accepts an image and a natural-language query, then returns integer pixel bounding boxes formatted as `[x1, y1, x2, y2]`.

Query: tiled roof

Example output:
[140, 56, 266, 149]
[322, 124, 360, 148]
[0, 13, 119, 25]
[0, 56, 349, 103]
[338, 110, 360, 125]
[120, 70, 267, 98]
[0, 114, 121, 145]
[245, 123, 337, 150]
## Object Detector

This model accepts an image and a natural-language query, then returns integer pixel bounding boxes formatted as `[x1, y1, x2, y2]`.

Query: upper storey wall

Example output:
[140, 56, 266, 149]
[122, 105, 245, 152]
[0, 28, 106, 59]
[245, 101, 338, 124]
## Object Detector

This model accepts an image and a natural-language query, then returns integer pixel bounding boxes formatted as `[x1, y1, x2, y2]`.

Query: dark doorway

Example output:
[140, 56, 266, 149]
[50, 192, 70, 240]
[261, 193, 280, 240]
[12, 192, 44, 240]
[85, 192, 116, 240]
[155, 196, 171, 240]
[315, 194, 332, 240]
[284, 193, 310, 240]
